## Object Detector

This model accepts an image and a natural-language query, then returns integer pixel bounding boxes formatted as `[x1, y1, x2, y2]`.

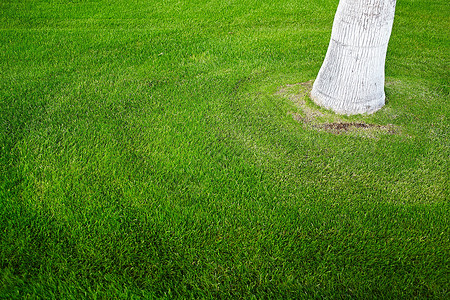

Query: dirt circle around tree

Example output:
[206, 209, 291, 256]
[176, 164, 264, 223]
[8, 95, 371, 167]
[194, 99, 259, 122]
[276, 81, 401, 137]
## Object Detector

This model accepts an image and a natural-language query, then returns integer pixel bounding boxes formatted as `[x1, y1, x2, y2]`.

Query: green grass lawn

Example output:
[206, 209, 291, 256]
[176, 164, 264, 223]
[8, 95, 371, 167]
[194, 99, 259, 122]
[1, 0, 449, 298]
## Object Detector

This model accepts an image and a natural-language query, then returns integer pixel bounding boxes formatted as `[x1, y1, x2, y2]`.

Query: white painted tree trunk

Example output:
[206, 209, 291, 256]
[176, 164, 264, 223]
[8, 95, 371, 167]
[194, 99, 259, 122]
[311, 0, 397, 115]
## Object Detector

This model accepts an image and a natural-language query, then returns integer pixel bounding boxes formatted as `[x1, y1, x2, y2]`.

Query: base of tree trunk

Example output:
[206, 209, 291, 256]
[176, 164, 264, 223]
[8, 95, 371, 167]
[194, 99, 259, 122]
[310, 87, 385, 115]
[311, 0, 396, 116]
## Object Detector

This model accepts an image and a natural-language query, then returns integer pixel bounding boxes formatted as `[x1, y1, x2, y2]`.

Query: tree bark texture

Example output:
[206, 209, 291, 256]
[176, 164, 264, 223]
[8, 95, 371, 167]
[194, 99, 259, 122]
[311, 0, 397, 115]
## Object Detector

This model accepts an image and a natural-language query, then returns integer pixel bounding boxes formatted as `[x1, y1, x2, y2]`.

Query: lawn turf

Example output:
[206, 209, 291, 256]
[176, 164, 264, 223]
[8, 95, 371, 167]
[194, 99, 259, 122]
[1, 0, 449, 298]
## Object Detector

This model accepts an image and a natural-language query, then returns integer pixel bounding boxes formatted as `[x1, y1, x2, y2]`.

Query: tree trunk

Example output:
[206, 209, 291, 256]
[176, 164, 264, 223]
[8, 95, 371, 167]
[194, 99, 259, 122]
[311, 0, 397, 115]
